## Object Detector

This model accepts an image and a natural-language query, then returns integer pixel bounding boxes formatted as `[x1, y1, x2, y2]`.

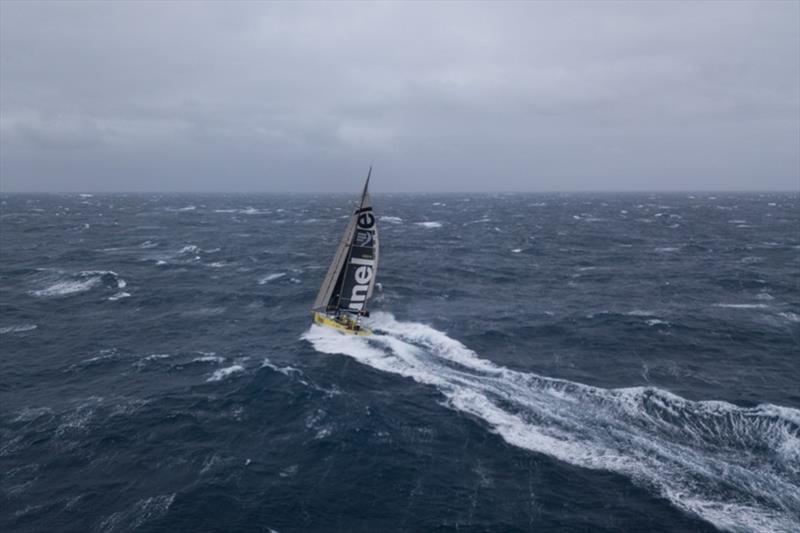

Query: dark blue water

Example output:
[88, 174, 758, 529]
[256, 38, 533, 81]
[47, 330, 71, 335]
[1, 192, 798, 533]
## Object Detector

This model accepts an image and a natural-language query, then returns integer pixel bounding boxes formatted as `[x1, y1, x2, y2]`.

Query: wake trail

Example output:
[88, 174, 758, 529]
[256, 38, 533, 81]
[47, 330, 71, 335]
[302, 312, 800, 533]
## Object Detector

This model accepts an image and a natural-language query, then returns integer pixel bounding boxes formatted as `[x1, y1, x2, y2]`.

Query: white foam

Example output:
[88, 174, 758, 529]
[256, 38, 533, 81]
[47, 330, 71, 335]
[778, 312, 800, 323]
[192, 355, 224, 364]
[144, 353, 171, 361]
[177, 205, 196, 211]
[655, 247, 679, 253]
[302, 312, 800, 533]
[258, 273, 286, 284]
[415, 221, 442, 229]
[511, 248, 522, 253]
[178, 245, 200, 254]
[380, 216, 403, 224]
[713, 303, 769, 309]
[0, 324, 38, 334]
[108, 292, 131, 301]
[99, 493, 175, 532]
[626, 310, 657, 317]
[262, 358, 302, 377]
[207, 365, 244, 382]
[32, 278, 101, 297]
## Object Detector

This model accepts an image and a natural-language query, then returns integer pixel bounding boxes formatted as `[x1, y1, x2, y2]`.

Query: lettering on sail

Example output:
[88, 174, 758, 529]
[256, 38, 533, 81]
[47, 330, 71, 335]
[348, 210, 375, 311]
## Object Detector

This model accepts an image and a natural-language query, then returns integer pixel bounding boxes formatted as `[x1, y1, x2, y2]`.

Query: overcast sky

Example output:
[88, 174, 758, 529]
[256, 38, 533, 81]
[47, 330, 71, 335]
[1, 1, 798, 192]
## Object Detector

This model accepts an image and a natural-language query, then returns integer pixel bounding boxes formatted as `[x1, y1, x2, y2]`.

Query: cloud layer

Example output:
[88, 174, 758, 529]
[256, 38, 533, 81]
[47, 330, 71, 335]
[1, 1, 798, 192]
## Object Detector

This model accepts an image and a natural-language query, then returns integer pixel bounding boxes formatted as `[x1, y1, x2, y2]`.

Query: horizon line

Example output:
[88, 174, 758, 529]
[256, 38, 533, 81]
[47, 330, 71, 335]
[1, 189, 798, 195]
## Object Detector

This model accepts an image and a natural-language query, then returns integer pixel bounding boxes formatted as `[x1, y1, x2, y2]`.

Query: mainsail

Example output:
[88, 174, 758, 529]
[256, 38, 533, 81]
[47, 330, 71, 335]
[312, 169, 379, 316]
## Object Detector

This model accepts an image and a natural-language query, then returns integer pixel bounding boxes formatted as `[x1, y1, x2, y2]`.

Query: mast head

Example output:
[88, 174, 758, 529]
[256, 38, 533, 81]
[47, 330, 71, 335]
[363, 166, 372, 195]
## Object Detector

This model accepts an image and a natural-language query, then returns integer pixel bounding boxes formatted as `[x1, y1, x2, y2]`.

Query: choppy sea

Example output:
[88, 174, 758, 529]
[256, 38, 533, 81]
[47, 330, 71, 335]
[1, 192, 798, 533]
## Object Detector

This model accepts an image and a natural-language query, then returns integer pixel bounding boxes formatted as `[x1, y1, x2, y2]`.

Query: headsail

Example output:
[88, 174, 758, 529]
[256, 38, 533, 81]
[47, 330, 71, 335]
[312, 168, 379, 316]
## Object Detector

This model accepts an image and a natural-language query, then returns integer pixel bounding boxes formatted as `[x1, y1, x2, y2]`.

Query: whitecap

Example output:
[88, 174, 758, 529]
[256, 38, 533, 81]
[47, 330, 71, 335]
[99, 494, 175, 532]
[178, 245, 200, 254]
[32, 277, 100, 297]
[379, 216, 403, 224]
[511, 248, 522, 253]
[778, 312, 800, 323]
[0, 324, 38, 334]
[262, 358, 302, 377]
[415, 221, 442, 229]
[258, 273, 286, 284]
[108, 292, 131, 301]
[626, 310, 657, 317]
[207, 365, 244, 382]
[713, 303, 769, 309]
[192, 355, 225, 364]
[655, 247, 679, 253]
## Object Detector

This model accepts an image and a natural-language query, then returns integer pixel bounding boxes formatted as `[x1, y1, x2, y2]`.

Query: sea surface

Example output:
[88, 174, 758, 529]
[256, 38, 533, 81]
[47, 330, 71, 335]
[1, 192, 798, 533]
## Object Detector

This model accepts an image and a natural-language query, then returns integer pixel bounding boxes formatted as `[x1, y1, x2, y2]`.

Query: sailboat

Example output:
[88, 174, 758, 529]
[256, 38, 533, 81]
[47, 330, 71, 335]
[311, 168, 379, 336]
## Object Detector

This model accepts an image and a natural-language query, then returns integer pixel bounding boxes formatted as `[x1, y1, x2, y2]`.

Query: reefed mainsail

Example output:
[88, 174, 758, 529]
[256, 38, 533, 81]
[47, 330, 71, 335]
[312, 169, 379, 317]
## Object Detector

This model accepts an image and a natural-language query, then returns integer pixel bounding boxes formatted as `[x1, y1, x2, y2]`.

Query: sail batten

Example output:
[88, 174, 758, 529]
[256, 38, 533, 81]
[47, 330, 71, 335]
[312, 169, 378, 317]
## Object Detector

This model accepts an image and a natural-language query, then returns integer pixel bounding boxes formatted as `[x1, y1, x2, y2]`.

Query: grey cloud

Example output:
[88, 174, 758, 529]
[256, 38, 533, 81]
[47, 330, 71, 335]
[1, 0, 798, 192]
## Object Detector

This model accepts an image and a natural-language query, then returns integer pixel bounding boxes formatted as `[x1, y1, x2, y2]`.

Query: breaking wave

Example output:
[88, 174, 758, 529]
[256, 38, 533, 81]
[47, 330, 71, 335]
[258, 272, 286, 284]
[30, 271, 126, 298]
[207, 365, 244, 382]
[415, 221, 443, 229]
[303, 312, 800, 533]
[0, 324, 38, 334]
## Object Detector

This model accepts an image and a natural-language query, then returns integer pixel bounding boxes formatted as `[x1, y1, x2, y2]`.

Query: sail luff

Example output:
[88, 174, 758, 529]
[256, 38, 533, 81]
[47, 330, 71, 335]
[312, 215, 356, 311]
